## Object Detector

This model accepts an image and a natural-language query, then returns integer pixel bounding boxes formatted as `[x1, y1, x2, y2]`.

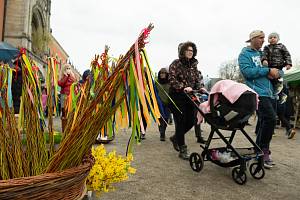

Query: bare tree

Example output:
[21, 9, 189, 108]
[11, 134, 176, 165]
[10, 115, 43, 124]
[218, 59, 244, 83]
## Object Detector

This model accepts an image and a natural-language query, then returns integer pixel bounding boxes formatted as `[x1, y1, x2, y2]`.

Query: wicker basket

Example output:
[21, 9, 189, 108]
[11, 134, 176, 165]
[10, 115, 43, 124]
[0, 162, 92, 200]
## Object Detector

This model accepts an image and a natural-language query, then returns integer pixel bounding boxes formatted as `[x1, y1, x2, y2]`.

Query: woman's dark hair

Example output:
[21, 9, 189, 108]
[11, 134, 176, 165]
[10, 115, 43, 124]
[82, 69, 91, 82]
[178, 41, 197, 59]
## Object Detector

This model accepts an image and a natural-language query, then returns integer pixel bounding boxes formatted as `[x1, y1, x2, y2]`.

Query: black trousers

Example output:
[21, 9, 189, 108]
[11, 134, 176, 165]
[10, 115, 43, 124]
[170, 92, 196, 146]
[158, 118, 167, 137]
[255, 97, 276, 150]
[276, 101, 292, 132]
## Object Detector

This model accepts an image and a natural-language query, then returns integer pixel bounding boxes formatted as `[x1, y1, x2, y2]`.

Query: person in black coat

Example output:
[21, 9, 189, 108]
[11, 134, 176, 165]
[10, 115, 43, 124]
[11, 59, 22, 114]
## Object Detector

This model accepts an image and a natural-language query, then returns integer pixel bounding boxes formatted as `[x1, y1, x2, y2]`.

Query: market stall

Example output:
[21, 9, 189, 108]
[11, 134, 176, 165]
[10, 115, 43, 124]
[0, 41, 19, 62]
[284, 67, 300, 128]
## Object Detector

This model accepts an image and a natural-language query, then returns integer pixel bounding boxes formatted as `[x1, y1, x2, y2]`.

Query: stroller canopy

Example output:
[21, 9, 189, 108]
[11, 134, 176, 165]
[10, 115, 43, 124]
[208, 79, 258, 105]
[199, 80, 258, 128]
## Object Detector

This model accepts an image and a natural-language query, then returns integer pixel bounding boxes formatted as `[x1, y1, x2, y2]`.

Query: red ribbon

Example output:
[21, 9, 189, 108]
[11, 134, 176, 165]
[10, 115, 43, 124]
[13, 48, 26, 80]
[20, 48, 26, 55]
[142, 28, 150, 39]
[141, 28, 150, 44]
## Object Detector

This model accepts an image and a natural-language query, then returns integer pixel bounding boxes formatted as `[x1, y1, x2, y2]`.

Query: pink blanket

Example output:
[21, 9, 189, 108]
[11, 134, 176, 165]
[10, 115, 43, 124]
[197, 80, 258, 123]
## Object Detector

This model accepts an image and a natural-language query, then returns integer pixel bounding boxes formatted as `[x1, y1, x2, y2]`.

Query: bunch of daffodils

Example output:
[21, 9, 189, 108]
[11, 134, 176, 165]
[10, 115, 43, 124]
[87, 145, 136, 194]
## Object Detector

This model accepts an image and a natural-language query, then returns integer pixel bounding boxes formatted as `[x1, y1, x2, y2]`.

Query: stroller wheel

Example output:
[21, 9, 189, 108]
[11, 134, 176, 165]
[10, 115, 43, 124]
[249, 163, 265, 180]
[232, 167, 247, 185]
[189, 152, 204, 172]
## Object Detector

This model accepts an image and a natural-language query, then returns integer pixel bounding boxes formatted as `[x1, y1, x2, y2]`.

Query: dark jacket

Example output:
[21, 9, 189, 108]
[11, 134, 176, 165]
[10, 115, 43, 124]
[169, 41, 202, 93]
[156, 68, 170, 104]
[12, 68, 22, 114]
[262, 43, 292, 69]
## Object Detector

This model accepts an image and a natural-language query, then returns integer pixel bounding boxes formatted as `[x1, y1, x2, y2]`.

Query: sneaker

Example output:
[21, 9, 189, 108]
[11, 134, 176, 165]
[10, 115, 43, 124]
[268, 159, 276, 166]
[287, 129, 296, 139]
[279, 94, 288, 104]
[264, 161, 273, 169]
[169, 135, 179, 152]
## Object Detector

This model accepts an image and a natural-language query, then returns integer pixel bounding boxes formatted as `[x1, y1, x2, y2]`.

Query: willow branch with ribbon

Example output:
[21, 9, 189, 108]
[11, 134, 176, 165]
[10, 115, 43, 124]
[46, 23, 161, 172]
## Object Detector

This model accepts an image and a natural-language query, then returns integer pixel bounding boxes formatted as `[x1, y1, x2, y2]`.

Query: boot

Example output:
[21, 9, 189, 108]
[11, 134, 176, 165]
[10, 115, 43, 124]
[158, 122, 166, 141]
[178, 145, 190, 160]
[169, 135, 179, 151]
[160, 132, 166, 141]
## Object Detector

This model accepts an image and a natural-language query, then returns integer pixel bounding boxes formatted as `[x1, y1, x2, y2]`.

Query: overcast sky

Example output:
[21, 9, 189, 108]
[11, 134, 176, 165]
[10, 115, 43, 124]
[51, 0, 300, 78]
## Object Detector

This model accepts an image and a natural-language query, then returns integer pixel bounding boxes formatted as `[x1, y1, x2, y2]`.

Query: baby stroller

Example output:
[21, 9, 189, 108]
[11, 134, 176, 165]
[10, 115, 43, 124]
[186, 80, 265, 185]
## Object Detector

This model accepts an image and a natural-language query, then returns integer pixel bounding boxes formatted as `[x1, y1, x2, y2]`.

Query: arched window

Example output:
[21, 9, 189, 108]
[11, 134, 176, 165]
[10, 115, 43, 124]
[31, 7, 48, 55]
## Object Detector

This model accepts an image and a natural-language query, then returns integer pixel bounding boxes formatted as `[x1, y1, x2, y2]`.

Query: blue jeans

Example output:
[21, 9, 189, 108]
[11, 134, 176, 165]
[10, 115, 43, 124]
[158, 103, 171, 137]
[255, 97, 276, 150]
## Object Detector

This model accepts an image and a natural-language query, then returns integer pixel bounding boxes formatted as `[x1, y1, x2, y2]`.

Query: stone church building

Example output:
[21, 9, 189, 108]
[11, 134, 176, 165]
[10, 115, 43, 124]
[0, 0, 80, 79]
[3, 0, 51, 53]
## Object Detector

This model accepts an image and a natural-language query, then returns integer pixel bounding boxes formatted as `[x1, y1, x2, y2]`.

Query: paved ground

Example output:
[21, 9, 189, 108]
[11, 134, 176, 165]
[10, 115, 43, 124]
[93, 117, 300, 200]
[52, 117, 300, 200]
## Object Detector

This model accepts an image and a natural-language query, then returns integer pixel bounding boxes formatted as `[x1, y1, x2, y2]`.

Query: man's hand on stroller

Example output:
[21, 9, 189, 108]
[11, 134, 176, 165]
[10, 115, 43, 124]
[184, 87, 193, 93]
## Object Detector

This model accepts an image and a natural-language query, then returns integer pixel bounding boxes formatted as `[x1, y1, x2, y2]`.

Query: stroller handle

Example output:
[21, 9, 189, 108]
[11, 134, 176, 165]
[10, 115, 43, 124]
[184, 88, 209, 95]
[184, 89, 208, 104]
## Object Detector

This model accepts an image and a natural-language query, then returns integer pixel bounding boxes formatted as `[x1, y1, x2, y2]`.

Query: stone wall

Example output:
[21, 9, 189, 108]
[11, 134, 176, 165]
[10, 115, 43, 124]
[4, 0, 29, 48]
[0, 0, 5, 41]
[4, 0, 51, 78]
[4, 0, 51, 51]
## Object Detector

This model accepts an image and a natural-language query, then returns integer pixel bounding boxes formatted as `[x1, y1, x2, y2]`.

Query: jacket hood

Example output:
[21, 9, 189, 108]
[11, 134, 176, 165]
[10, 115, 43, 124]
[158, 67, 168, 74]
[242, 46, 261, 53]
[158, 68, 169, 84]
[178, 41, 197, 59]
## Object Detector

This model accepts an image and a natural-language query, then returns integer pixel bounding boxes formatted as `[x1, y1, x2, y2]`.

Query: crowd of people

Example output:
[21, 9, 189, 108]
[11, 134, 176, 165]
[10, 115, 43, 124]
[2, 30, 297, 168]
[153, 31, 297, 167]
